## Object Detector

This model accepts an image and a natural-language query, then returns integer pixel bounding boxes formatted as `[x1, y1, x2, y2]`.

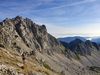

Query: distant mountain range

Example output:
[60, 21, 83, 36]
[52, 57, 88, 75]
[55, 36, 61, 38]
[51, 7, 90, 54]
[58, 36, 100, 44]
[58, 36, 100, 56]
[58, 36, 86, 43]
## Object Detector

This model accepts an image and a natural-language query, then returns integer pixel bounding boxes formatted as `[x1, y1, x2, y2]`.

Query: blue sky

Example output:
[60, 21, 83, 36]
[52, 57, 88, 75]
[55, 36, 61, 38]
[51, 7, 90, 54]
[0, 0, 100, 38]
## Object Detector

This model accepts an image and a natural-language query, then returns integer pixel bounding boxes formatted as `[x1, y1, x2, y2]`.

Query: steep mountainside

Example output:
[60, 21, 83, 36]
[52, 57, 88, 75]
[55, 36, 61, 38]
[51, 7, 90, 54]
[0, 16, 65, 55]
[0, 16, 100, 75]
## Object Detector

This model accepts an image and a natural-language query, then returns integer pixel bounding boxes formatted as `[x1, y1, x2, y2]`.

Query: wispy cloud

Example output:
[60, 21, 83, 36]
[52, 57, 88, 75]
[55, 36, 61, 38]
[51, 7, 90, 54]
[46, 0, 97, 10]
[0, 0, 100, 37]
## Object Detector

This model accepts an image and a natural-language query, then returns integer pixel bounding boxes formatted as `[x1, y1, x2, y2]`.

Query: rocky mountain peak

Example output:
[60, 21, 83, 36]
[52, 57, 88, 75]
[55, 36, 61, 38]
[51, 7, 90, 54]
[0, 16, 64, 55]
[85, 40, 93, 48]
[67, 38, 83, 50]
[65, 38, 100, 56]
[73, 38, 83, 44]
[85, 40, 91, 44]
[2, 18, 11, 25]
[5, 17, 10, 21]
[14, 16, 24, 21]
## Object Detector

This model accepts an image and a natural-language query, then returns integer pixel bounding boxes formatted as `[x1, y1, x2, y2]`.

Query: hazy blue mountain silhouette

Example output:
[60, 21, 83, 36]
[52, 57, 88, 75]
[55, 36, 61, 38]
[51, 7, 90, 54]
[91, 38, 100, 44]
[58, 36, 86, 43]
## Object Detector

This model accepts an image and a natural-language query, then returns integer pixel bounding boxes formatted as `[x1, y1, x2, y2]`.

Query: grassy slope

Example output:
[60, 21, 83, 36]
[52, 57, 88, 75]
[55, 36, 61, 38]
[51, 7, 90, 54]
[0, 47, 60, 75]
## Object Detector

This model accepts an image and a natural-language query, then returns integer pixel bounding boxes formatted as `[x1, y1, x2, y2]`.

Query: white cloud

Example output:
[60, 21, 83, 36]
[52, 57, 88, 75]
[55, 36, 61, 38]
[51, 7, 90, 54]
[0, 0, 99, 38]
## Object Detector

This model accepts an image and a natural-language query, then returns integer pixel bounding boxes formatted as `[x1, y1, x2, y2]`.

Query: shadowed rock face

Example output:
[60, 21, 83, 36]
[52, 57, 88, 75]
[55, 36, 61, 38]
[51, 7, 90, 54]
[0, 16, 63, 55]
[66, 39, 100, 56]
[92, 42, 100, 51]
[72, 40, 92, 56]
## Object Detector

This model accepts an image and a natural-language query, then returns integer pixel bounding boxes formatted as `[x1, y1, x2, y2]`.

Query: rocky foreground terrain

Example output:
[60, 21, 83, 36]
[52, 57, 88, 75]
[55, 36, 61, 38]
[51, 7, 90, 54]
[0, 16, 100, 75]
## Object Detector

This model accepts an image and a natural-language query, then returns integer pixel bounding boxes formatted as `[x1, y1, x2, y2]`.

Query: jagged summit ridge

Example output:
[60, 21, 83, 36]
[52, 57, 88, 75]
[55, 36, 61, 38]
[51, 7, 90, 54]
[62, 38, 100, 56]
[67, 38, 82, 51]
[0, 16, 64, 55]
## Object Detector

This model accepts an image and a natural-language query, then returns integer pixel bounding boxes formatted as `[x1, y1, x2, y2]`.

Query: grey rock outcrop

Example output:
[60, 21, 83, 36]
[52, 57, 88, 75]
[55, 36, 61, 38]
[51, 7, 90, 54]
[92, 42, 100, 51]
[0, 64, 18, 75]
[0, 16, 64, 55]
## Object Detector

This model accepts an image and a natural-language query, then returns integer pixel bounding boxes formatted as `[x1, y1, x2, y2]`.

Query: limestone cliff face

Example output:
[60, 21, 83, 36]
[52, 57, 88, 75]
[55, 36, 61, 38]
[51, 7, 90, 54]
[0, 16, 63, 55]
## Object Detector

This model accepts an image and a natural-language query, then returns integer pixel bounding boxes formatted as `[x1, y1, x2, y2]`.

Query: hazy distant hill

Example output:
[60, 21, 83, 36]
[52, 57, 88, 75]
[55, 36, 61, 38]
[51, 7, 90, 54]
[58, 36, 86, 43]
[91, 38, 100, 44]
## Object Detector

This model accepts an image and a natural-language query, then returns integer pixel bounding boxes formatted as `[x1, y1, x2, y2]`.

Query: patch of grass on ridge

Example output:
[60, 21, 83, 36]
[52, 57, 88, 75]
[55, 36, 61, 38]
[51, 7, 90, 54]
[44, 71, 49, 75]
[76, 54, 80, 60]
[74, 52, 80, 60]
[43, 63, 53, 71]
[88, 66, 100, 73]
[61, 46, 68, 53]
